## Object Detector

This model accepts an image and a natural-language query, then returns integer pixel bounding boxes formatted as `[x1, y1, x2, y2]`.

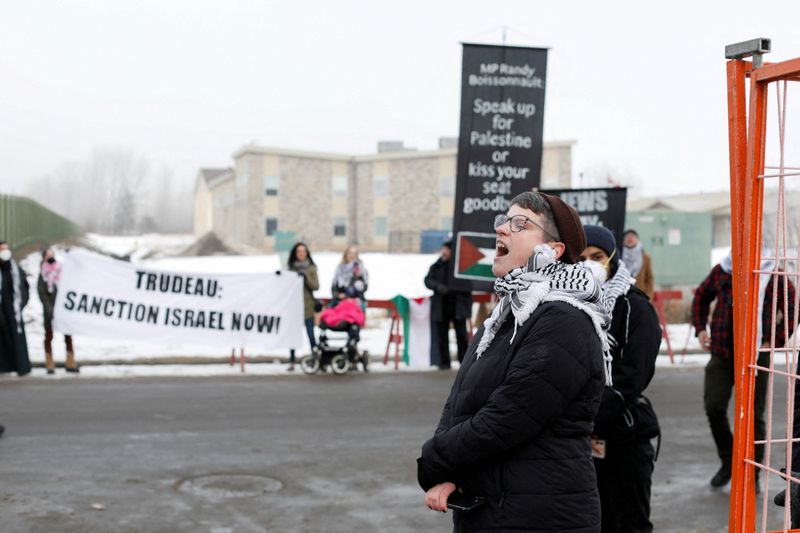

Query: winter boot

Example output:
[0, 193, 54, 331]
[65, 337, 79, 373]
[44, 329, 55, 374]
[710, 461, 732, 488]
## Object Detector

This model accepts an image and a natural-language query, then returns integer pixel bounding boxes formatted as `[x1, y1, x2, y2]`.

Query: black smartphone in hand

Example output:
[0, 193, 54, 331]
[446, 492, 486, 512]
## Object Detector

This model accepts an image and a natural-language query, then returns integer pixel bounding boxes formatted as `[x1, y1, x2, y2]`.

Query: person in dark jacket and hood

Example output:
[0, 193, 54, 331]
[425, 240, 473, 368]
[0, 240, 31, 376]
[418, 192, 610, 532]
[580, 225, 661, 533]
[38, 247, 78, 374]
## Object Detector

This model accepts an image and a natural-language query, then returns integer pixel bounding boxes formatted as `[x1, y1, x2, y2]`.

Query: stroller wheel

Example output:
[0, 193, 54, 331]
[361, 351, 369, 373]
[300, 355, 320, 375]
[330, 354, 349, 375]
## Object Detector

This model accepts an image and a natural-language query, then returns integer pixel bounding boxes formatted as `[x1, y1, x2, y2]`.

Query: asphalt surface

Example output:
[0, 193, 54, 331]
[0, 365, 794, 532]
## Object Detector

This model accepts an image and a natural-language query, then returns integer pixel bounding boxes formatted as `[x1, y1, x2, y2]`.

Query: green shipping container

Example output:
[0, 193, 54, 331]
[627, 210, 712, 287]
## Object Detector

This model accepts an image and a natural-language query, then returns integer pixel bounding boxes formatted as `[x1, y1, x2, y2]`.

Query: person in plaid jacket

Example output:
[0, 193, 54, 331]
[692, 253, 795, 489]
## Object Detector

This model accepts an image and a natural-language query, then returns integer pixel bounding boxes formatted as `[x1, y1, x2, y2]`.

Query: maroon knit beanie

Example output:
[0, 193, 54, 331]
[539, 193, 586, 264]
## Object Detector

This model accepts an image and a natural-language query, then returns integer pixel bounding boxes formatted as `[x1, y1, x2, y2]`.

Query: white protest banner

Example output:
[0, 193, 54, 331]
[52, 249, 304, 350]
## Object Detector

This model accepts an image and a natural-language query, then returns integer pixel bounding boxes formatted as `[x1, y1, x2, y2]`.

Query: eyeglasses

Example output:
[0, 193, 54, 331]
[494, 214, 557, 240]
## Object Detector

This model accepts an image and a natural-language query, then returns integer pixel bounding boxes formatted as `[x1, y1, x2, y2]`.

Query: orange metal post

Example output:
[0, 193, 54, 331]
[728, 57, 769, 533]
[727, 57, 751, 533]
[652, 290, 681, 364]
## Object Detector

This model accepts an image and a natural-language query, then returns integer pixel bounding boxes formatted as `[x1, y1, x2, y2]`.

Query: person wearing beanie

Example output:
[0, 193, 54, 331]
[581, 225, 661, 533]
[424, 239, 472, 369]
[419, 191, 609, 532]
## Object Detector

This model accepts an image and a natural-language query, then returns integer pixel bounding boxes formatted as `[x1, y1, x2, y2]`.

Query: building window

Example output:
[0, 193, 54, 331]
[332, 176, 348, 197]
[374, 216, 388, 237]
[333, 217, 347, 237]
[440, 217, 453, 231]
[439, 176, 455, 197]
[265, 218, 278, 236]
[373, 175, 389, 197]
[264, 175, 279, 196]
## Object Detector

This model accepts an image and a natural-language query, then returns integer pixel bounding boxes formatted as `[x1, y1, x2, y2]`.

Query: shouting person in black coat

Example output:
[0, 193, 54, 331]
[581, 225, 661, 533]
[425, 240, 473, 368]
[418, 192, 610, 532]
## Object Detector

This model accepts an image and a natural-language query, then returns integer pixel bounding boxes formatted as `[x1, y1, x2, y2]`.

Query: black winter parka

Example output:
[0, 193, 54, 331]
[418, 301, 605, 532]
[424, 258, 473, 322]
[593, 287, 661, 443]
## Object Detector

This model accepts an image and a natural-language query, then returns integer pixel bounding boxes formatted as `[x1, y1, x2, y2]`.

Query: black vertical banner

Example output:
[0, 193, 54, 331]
[542, 187, 628, 248]
[451, 44, 548, 291]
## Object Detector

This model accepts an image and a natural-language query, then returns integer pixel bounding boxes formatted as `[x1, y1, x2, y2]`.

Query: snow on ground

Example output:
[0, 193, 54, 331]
[0, 360, 456, 380]
[16, 233, 722, 372]
[19, 234, 439, 365]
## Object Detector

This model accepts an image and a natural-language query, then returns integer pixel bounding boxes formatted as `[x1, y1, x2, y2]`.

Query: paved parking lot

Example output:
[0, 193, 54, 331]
[0, 365, 791, 532]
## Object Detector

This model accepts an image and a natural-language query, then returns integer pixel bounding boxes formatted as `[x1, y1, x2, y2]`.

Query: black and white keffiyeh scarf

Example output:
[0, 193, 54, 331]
[0, 260, 24, 333]
[602, 261, 634, 313]
[599, 261, 634, 354]
[477, 245, 614, 385]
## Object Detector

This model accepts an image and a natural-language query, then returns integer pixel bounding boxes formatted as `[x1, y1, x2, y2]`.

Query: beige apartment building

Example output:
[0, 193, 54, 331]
[194, 139, 575, 252]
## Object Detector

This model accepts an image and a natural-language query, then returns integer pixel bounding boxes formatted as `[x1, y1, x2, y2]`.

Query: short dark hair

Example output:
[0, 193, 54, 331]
[509, 192, 560, 241]
[624, 229, 639, 238]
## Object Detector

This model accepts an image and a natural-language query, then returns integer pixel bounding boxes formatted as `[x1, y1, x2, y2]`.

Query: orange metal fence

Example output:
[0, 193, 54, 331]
[727, 38, 800, 533]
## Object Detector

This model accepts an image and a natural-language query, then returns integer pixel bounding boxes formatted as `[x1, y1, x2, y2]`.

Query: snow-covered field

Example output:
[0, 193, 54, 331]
[15, 233, 713, 376]
[20, 234, 441, 368]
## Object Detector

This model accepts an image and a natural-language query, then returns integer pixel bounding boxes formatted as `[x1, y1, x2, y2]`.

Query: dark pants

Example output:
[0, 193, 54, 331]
[44, 328, 73, 354]
[704, 351, 769, 466]
[289, 318, 317, 363]
[434, 318, 469, 369]
[595, 437, 655, 533]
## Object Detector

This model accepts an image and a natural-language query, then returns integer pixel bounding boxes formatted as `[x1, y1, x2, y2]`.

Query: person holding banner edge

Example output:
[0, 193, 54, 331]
[419, 192, 608, 532]
[287, 242, 319, 371]
[39, 246, 79, 374]
[0, 240, 31, 376]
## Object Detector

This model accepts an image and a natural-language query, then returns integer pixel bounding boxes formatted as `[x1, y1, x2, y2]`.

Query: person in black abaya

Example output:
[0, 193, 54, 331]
[0, 241, 31, 376]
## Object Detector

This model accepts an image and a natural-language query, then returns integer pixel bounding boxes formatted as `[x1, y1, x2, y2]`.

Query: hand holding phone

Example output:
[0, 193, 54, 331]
[446, 492, 486, 512]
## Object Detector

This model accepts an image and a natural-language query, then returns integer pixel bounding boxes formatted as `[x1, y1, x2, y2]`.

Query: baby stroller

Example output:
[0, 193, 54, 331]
[300, 298, 369, 375]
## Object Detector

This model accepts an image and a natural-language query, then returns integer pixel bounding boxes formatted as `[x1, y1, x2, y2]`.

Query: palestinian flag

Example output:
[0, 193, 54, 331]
[390, 295, 432, 368]
[455, 232, 496, 281]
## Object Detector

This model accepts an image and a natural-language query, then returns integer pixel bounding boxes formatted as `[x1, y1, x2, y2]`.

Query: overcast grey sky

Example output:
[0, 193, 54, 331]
[2, 0, 800, 198]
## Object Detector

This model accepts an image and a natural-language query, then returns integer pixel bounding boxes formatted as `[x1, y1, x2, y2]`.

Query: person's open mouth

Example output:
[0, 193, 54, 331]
[495, 240, 509, 261]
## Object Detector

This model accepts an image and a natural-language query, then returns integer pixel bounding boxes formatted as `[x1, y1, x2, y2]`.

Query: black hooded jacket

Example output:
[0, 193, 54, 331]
[592, 286, 661, 443]
[425, 257, 473, 322]
[418, 301, 604, 532]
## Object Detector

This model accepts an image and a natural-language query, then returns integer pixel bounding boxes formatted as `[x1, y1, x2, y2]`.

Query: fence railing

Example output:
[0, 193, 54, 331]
[0, 194, 82, 250]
